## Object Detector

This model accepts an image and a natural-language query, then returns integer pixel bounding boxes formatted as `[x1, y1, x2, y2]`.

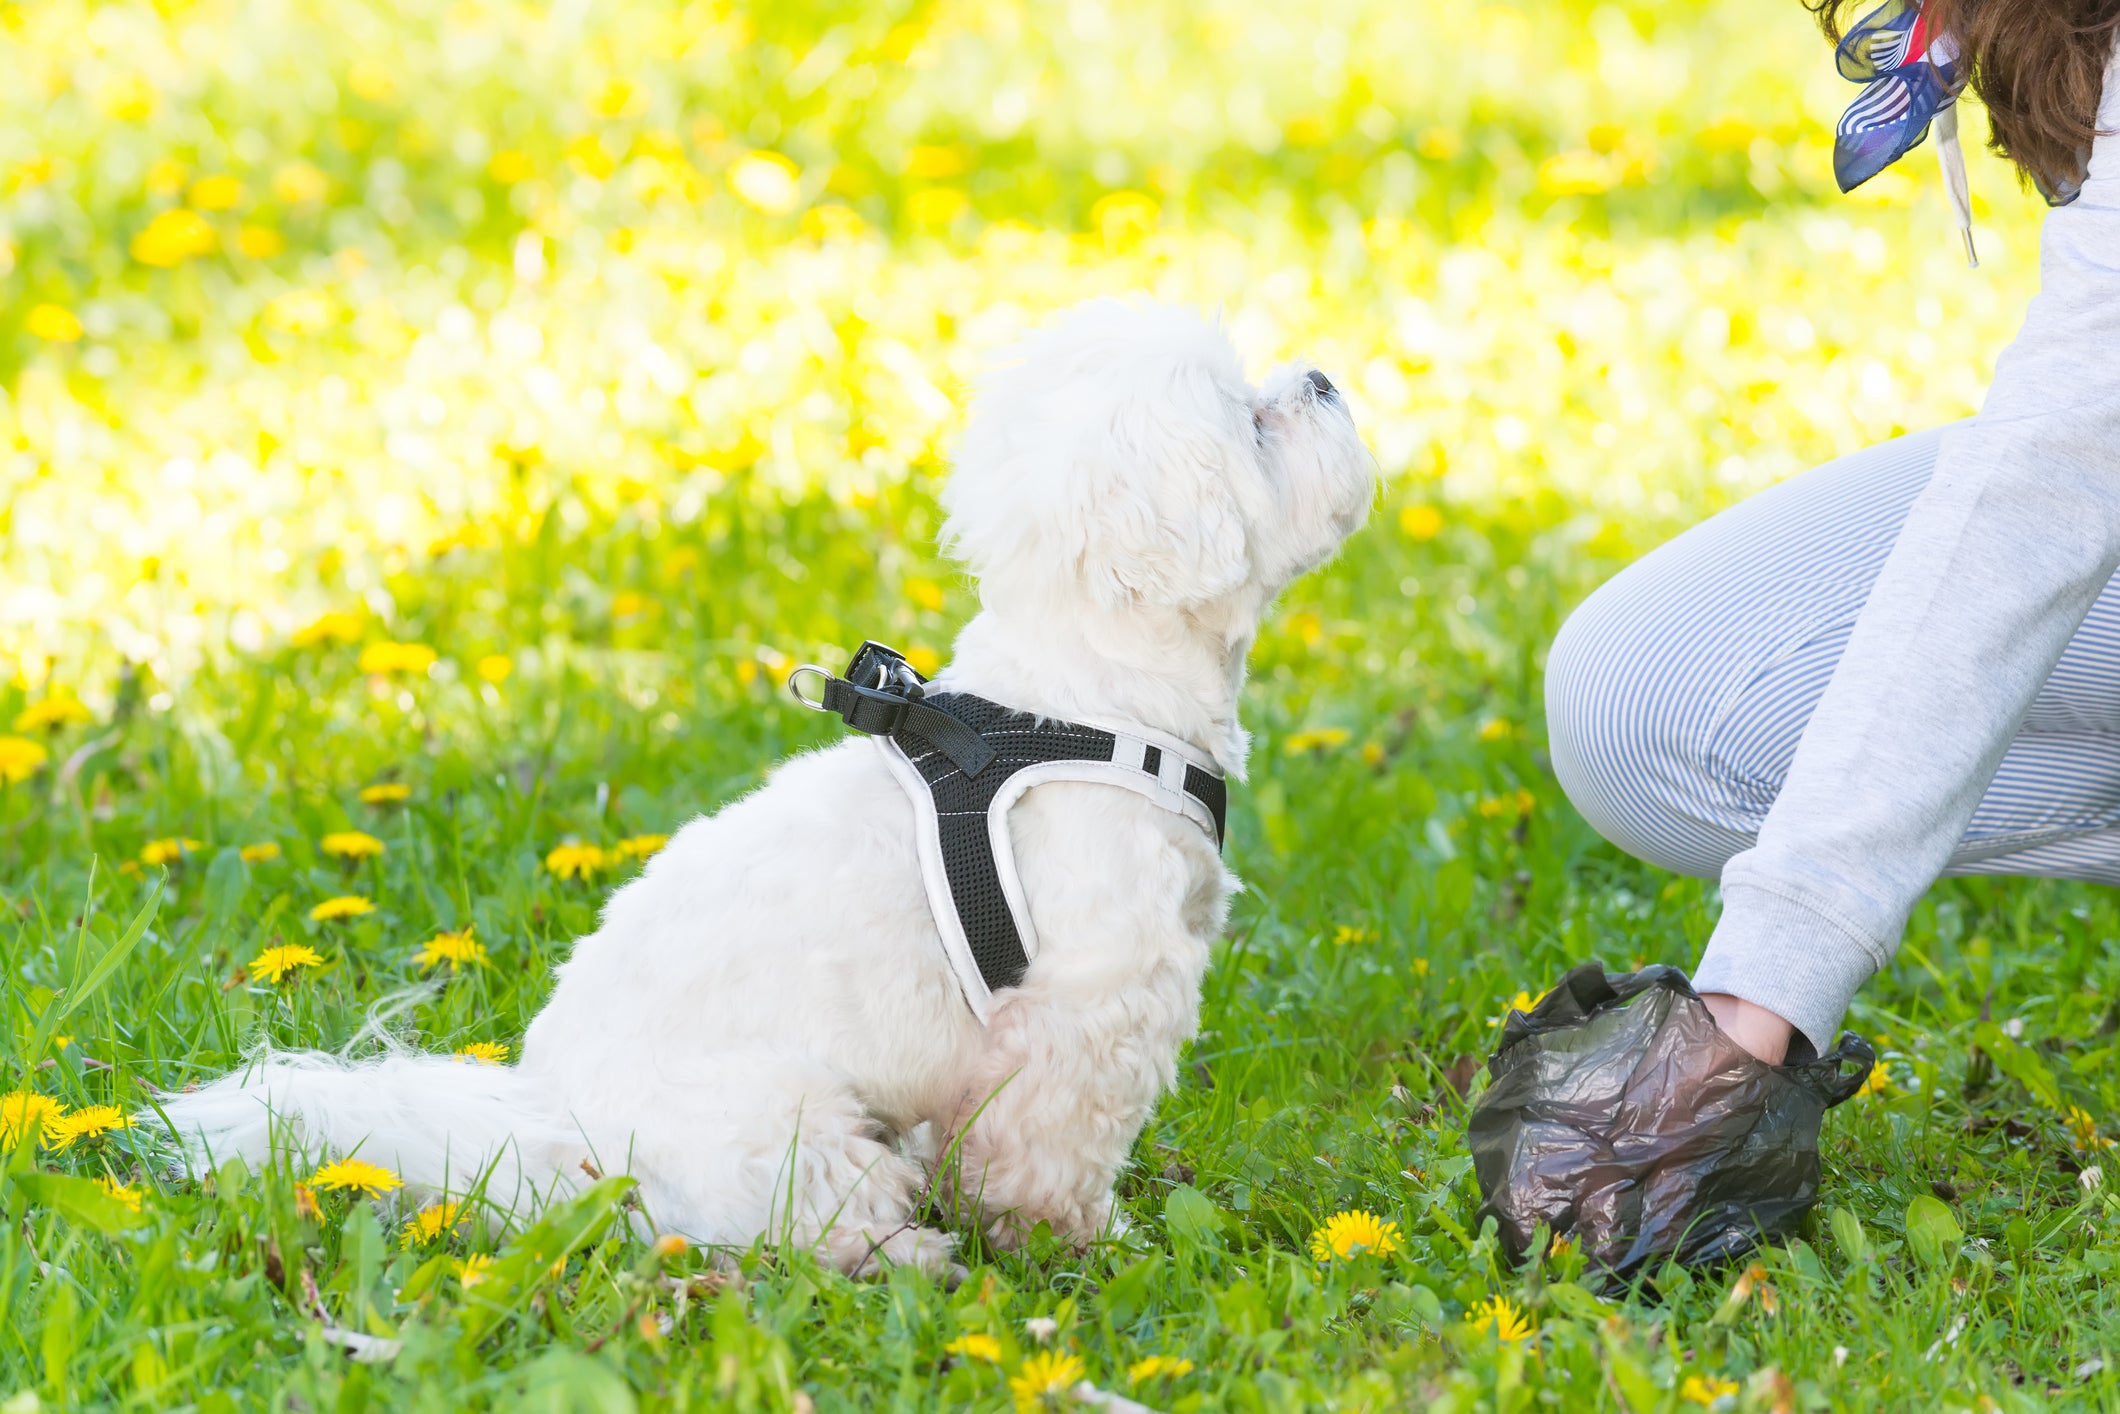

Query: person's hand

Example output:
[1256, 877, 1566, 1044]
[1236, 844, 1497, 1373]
[1702, 992, 1796, 1065]
[1468, 964, 1872, 1279]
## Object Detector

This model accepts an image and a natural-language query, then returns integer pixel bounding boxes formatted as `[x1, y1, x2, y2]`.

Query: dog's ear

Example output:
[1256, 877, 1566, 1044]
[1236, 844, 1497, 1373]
[945, 303, 1254, 610]
[1063, 384, 1252, 609]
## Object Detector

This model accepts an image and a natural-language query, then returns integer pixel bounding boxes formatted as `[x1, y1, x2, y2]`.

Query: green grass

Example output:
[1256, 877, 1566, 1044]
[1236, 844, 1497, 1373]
[5, 0, 2120, 1408]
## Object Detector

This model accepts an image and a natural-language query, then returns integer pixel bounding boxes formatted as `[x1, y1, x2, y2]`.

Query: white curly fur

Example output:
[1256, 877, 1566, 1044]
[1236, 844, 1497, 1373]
[153, 299, 1375, 1274]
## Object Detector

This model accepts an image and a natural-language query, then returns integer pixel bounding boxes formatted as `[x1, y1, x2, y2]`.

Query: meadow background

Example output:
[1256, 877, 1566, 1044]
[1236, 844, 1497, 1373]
[2, 0, 2114, 1408]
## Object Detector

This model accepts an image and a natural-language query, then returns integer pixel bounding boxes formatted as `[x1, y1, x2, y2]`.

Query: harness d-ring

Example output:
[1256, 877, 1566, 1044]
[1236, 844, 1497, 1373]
[786, 664, 834, 711]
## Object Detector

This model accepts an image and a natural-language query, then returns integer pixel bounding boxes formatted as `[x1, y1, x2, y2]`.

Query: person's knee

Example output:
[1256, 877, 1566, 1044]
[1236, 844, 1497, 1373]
[1545, 576, 1739, 880]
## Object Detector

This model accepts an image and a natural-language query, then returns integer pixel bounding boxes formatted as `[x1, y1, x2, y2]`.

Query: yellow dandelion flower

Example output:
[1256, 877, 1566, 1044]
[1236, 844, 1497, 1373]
[2068, 1105, 2114, 1151]
[1492, 989, 1549, 1027]
[729, 151, 801, 214]
[1477, 718, 1514, 743]
[1859, 1060, 1892, 1098]
[0, 735, 51, 785]
[308, 895, 374, 922]
[476, 654, 513, 685]
[454, 1041, 509, 1066]
[564, 132, 615, 179]
[401, 1201, 463, 1248]
[321, 830, 385, 860]
[310, 1157, 402, 1197]
[1308, 1209, 1401, 1262]
[905, 577, 948, 612]
[1008, 1351, 1085, 1410]
[1360, 741, 1386, 767]
[545, 842, 607, 879]
[272, 161, 330, 204]
[1472, 1294, 1535, 1342]
[293, 1184, 320, 1220]
[416, 928, 486, 971]
[945, 1333, 1002, 1364]
[488, 150, 533, 184]
[615, 834, 668, 861]
[291, 611, 362, 647]
[0, 1092, 64, 1148]
[1399, 504, 1445, 540]
[1090, 190, 1158, 245]
[140, 837, 204, 867]
[250, 943, 324, 983]
[25, 304, 83, 343]
[651, 1233, 688, 1260]
[240, 842, 280, 863]
[457, 1253, 495, 1287]
[46, 1105, 131, 1150]
[359, 783, 411, 805]
[1680, 1374, 1739, 1405]
[189, 175, 244, 210]
[1332, 925, 1372, 945]
[236, 225, 284, 258]
[1477, 790, 1538, 819]
[1126, 1355, 1194, 1383]
[357, 641, 438, 676]
[1284, 727, 1352, 754]
[906, 145, 968, 180]
[903, 187, 970, 226]
[612, 590, 651, 619]
[904, 646, 943, 678]
[1412, 957, 1431, 977]
[131, 208, 217, 266]
[97, 1178, 145, 1213]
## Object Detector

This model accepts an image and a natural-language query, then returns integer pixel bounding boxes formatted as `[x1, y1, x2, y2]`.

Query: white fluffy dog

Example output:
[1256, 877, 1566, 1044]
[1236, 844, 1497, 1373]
[158, 300, 1374, 1274]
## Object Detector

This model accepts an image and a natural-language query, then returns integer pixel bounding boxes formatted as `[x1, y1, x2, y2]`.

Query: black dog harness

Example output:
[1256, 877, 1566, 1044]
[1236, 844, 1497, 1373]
[790, 642, 1227, 1023]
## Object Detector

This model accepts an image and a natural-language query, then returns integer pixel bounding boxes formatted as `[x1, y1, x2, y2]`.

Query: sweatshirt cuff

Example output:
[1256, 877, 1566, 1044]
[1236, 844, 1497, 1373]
[1694, 882, 1886, 1055]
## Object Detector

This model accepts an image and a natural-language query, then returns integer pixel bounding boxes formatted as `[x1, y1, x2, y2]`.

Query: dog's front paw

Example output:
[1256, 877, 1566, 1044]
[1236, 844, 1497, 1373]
[983, 1191, 1117, 1254]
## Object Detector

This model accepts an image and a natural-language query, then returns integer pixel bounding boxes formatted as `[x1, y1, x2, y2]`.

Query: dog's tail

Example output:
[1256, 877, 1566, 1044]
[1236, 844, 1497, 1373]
[149, 1051, 590, 1218]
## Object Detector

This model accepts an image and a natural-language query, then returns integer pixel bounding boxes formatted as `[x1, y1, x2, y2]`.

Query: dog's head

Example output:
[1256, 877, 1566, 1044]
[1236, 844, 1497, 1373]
[942, 301, 1373, 633]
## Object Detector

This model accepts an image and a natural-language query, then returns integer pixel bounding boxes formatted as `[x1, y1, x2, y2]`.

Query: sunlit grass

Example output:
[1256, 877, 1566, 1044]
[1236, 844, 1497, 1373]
[1, 0, 2112, 1408]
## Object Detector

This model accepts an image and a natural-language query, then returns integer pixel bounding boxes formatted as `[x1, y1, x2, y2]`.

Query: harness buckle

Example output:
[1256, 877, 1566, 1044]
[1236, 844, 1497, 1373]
[845, 640, 927, 699]
[789, 638, 999, 777]
[789, 641, 928, 736]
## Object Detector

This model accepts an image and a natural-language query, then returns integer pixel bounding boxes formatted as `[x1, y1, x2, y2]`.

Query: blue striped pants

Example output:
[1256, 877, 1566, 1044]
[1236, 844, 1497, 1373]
[1548, 425, 2120, 888]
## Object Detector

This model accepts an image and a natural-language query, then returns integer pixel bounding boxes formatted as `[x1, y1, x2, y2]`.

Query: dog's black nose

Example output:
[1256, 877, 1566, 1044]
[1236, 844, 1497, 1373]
[1307, 368, 1335, 396]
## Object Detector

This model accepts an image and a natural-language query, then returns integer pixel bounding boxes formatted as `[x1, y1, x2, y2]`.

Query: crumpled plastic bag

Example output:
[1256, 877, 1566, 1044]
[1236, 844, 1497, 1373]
[1467, 962, 1874, 1278]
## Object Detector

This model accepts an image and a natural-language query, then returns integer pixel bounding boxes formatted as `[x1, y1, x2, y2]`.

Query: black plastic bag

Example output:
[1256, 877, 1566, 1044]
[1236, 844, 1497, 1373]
[1467, 962, 1874, 1278]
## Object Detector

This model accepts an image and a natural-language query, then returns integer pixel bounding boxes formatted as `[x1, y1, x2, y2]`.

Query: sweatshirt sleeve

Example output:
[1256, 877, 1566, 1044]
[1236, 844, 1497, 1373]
[1694, 42, 2120, 1053]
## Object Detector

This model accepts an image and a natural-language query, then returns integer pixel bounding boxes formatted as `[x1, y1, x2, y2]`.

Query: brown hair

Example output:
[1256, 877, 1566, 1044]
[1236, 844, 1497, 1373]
[1807, 0, 2120, 198]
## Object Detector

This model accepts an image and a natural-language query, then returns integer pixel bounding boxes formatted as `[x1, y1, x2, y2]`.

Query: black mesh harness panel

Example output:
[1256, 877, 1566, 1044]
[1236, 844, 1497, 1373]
[792, 641, 1228, 1022]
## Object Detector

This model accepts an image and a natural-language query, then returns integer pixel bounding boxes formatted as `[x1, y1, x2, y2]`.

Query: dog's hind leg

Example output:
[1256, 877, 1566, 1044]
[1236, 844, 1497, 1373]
[595, 1051, 956, 1278]
[945, 1000, 1169, 1252]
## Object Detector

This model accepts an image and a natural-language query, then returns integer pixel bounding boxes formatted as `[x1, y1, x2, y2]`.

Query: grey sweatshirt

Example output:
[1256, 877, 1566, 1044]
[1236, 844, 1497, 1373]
[1694, 44, 2120, 1053]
